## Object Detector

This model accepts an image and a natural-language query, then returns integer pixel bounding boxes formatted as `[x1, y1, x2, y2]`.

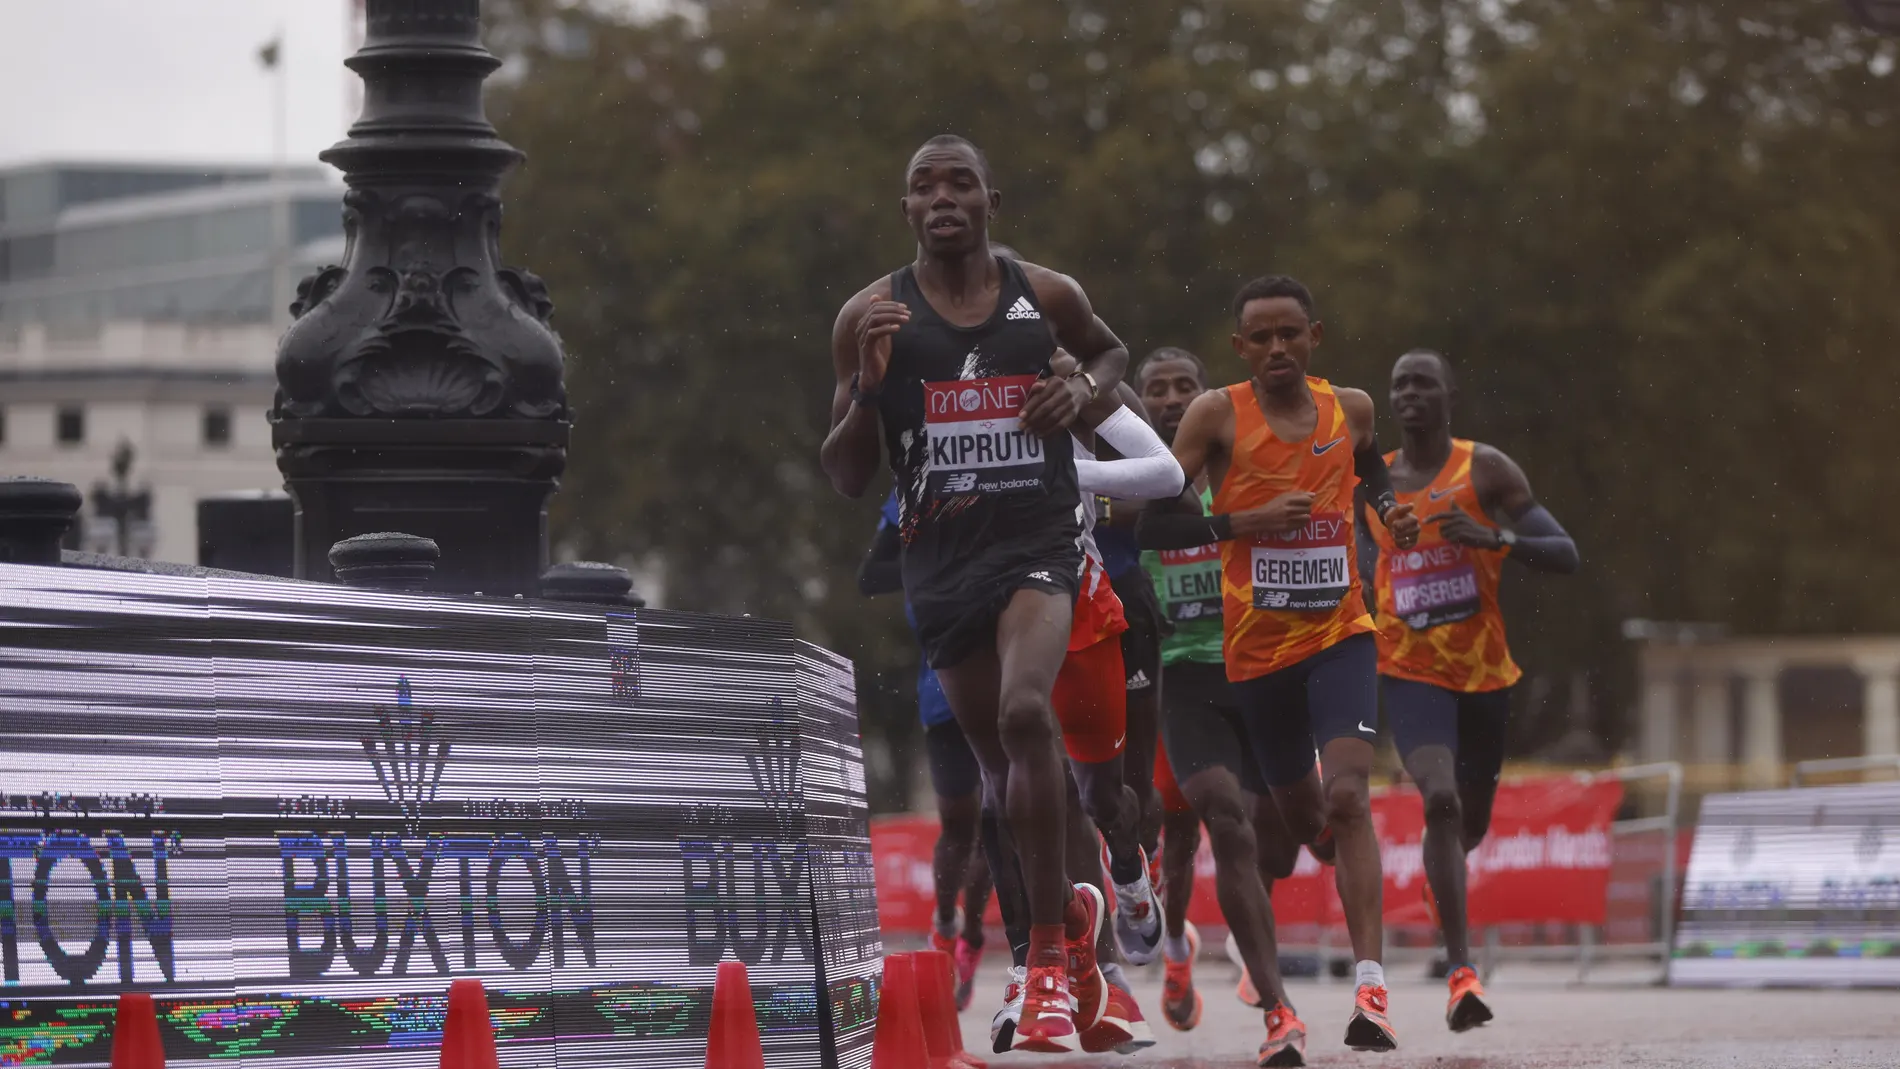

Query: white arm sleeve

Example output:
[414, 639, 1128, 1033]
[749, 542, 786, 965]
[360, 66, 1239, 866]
[1074, 406, 1186, 499]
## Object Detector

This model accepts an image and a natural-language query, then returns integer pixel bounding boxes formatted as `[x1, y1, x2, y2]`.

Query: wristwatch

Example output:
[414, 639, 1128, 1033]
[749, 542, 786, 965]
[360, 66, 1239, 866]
[849, 372, 881, 407]
[1068, 370, 1100, 401]
[1496, 529, 1518, 550]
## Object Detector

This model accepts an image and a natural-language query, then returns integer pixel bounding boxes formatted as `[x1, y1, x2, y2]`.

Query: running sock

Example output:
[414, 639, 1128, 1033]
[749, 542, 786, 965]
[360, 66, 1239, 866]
[1355, 960, 1386, 990]
[1028, 924, 1067, 968]
[1107, 847, 1144, 887]
[1163, 930, 1192, 962]
[1100, 961, 1130, 994]
[935, 912, 959, 941]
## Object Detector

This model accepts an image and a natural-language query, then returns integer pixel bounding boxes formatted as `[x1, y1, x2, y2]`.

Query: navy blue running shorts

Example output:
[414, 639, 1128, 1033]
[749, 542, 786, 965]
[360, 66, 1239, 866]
[1230, 632, 1379, 788]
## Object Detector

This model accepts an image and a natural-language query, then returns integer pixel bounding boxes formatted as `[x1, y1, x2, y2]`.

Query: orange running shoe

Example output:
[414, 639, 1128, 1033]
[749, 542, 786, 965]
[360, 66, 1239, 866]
[1011, 964, 1080, 1053]
[1258, 1002, 1308, 1067]
[1161, 921, 1203, 1031]
[1446, 965, 1494, 1032]
[1065, 883, 1109, 1032]
[929, 927, 955, 955]
[1344, 983, 1398, 1052]
[1226, 931, 1264, 1008]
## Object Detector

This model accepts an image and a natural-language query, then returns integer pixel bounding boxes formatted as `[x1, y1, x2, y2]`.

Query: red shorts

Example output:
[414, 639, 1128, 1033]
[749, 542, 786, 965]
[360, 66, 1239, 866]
[1054, 636, 1126, 764]
[1068, 555, 1128, 653]
[1154, 738, 1193, 815]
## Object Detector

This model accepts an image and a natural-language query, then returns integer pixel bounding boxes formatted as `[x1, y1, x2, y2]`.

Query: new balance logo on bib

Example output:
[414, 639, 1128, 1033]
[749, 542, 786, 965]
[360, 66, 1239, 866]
[924, 375, 1044, 496]
[1251, 511, 1351, 611]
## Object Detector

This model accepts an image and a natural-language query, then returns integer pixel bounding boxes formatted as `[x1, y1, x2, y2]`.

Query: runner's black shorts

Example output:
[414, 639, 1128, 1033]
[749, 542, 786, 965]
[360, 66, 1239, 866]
[925, 717, 982, 799]
[1230, 632, 1379, 787]
[909, 537, 1082, 671]
[1159, 660, 1268, 795]
[1382, 676, 1513, 790]
[1110, 566, 1165, 695]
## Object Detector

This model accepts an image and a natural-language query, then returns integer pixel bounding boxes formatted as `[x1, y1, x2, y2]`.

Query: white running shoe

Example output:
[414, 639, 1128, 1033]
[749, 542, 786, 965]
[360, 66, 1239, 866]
[1112, 847, 1163, 965]
[989, 964, 1027, 1054]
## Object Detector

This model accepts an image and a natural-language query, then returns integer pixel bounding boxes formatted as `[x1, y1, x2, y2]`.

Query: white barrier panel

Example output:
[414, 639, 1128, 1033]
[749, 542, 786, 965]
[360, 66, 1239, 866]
[1671, 781, 1900, 987]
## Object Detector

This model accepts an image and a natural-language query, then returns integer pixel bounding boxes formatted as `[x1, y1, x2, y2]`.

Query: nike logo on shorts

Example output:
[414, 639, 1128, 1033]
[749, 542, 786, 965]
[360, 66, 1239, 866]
[1313, 438, 1344, 456]
[1358, 721, 1375, 734]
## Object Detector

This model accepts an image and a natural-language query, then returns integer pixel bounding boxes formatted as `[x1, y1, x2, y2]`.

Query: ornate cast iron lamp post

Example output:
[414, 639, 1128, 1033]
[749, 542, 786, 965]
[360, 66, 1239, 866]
[274, 0, 567, 595]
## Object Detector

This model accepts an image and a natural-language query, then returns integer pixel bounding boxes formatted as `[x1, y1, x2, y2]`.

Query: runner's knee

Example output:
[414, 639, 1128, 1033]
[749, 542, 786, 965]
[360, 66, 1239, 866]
[1200, 802, 1260, 872]
[1423, 786, 1463, 829]
[937, 793, 981, 846]
[996, 688, 1057, 751]
[1324, 771, 1372, 828]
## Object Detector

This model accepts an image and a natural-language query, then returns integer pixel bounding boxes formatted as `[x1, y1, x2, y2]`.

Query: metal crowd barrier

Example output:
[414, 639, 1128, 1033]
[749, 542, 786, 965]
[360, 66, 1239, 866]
[1572, 761, 1683, 985]
[1789, 755, 1900, 786]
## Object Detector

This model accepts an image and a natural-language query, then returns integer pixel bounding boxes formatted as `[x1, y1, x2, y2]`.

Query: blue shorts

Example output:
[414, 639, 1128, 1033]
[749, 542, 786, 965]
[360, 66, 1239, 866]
[1381, 677, 1513, 789]
[1230, 633, 1379, 787]
[918, 656, 954, 728]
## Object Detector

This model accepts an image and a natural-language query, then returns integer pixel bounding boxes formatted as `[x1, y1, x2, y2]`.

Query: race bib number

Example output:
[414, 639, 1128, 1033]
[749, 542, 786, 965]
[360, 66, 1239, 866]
[1388, 543, 1480, 629]
[924, 375, 1043, 495]
[1159, 544, 1222, 622]
[1250, 511, 1350, 612]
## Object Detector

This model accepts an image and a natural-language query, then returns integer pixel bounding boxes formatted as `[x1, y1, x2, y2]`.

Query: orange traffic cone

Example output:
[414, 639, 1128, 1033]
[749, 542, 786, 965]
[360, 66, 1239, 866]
[109, 992, 165, 1069]
[438, 979, 500, 1069]
[869, 953, 930, 1069]
[914, 950, 985, 1069]
[706, 960, 766, 1069]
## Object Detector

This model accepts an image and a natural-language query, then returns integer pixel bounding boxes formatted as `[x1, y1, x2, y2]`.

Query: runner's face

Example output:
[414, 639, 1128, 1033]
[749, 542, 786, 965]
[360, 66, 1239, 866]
[903, 145, 995, 257]
[1390, 352, 1451, 433]
[1139, 357, 1205, 443]
[1232, 297, 1319, 390]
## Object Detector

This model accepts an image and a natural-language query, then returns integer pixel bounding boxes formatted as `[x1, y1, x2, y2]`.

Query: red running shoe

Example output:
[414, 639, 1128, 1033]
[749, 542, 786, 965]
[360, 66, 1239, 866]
[952, 936, 983, 1012]
[1011, 965, 1079, 1053]
[1065, 883, 1109, 1032]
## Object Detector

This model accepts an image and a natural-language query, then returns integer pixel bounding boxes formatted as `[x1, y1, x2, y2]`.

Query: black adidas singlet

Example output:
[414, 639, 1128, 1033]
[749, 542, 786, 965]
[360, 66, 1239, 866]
[875, 255, 1082, 643]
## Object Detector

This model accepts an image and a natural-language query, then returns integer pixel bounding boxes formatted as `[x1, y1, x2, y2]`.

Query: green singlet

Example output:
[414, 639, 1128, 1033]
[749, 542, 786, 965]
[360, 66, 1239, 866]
[1143, 487, 1225, 666]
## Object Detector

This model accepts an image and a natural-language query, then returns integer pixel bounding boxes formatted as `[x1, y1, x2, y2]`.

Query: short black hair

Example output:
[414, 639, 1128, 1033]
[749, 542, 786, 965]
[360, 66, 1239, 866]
[909, 134, 991, 184]
[1137, 346, 1207, 387]
[1231, 275, 1316, 325]
[1399, 348, 1455, 388]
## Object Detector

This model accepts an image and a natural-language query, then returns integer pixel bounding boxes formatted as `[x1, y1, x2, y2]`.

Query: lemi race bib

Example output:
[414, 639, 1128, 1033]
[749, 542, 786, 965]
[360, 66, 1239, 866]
[1251, 511, 1350, 611]
[925, 375, 1044, 495]
[1389, 543, 1479, 629]
[1158, 544, 1222, 622]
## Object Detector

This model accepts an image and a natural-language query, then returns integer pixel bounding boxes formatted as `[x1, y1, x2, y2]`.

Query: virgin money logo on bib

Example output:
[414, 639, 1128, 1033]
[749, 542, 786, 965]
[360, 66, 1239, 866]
[1251, 511, 1350, 612]
[1389, 543, 1479, 628]
[924, 375, 1044, 495]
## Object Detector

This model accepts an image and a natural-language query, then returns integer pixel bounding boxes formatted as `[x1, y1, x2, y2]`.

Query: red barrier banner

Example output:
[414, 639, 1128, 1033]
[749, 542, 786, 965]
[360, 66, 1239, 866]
[872, 775, 1623, 936]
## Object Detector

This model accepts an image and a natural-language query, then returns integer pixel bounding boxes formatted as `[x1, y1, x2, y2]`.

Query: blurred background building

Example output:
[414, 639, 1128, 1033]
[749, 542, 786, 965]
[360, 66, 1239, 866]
[0, 161, 340, 564]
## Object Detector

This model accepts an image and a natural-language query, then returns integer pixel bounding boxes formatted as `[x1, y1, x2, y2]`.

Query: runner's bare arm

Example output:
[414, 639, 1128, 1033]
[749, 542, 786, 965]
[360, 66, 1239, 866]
[1463, 444, 1580, 573]
[820, 285, 904, 497]
[1338, 387, 1419, 550]
[1019, 268, 1129, 436]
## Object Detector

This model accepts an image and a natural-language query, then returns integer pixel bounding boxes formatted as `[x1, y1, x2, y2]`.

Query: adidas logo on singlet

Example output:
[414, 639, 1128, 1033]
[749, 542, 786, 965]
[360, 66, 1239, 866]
[1004, 296, 1041, 321]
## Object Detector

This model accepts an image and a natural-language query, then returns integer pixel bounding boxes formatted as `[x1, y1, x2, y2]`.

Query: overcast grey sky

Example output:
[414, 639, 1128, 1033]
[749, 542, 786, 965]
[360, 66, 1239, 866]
[1, 0, 359, 171]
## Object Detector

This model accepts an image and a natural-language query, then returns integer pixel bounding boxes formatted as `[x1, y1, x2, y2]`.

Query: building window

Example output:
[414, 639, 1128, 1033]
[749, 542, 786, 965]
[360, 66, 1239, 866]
[203, 406, 232, 448]
[56, 406, 84, 446]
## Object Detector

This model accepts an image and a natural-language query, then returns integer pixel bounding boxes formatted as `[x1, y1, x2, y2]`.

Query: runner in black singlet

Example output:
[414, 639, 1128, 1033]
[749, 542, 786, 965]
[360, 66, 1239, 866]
[821, 135, 1131, 1054]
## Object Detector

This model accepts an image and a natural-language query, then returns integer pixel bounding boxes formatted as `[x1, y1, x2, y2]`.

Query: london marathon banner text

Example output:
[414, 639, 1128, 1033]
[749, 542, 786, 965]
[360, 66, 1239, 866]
[0, 563, 881, 1069]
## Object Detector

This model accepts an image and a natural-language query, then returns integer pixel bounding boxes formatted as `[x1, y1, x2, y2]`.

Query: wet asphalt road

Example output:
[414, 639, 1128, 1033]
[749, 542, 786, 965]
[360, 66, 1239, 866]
[952, 957, 1900, 1068]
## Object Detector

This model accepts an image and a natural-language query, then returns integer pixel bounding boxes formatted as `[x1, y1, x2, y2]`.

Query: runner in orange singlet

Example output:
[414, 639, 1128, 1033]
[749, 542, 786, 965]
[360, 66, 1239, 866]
[1170, 276, 1419, 1055]
[1361, 349, 1578, 1033]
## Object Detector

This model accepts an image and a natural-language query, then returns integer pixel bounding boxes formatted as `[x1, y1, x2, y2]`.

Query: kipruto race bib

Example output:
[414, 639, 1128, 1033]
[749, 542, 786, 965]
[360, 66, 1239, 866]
[1157, 543, 1222, 622]
[1250, 511, 1350, 612]
[924, 375, 1044, 495]
[1388, 542, 1480, 629]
